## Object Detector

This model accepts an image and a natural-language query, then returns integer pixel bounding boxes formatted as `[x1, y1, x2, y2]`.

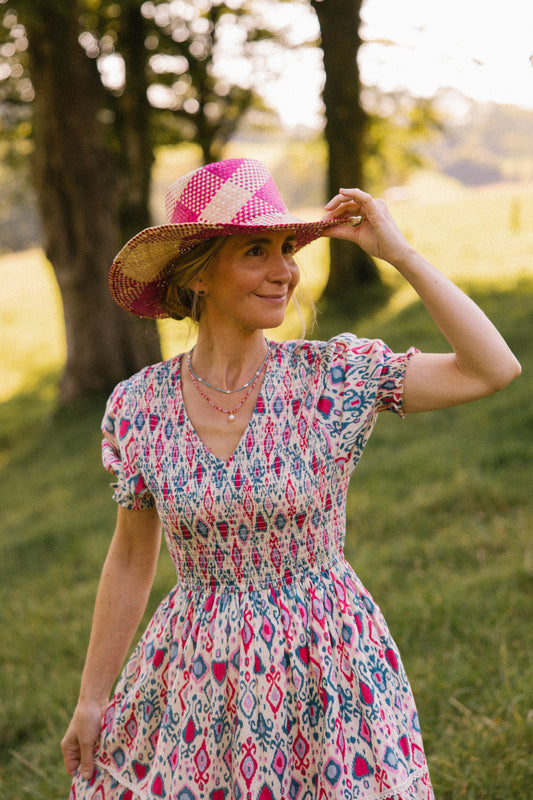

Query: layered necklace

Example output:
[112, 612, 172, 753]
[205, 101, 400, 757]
[187, 343, 270, 421]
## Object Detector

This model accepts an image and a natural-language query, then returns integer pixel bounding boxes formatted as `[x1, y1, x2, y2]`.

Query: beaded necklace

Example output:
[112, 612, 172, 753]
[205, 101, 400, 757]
[188, 344, 270, 394]
[186, 346, 270, 421]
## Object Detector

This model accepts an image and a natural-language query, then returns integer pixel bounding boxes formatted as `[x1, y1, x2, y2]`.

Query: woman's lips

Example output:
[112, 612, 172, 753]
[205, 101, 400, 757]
[256, 294, 286, 302]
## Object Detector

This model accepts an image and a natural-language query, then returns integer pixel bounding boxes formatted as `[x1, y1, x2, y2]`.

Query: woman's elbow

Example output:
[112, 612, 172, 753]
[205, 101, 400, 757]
[488, 355, 522, 393]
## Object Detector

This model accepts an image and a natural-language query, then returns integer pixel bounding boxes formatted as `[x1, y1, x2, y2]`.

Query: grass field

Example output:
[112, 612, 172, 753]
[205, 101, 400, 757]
[0, 170, 532, 798]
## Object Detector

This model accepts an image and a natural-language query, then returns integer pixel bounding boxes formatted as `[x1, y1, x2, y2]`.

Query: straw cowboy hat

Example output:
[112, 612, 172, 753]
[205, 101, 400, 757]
[109, 157, 349, 318]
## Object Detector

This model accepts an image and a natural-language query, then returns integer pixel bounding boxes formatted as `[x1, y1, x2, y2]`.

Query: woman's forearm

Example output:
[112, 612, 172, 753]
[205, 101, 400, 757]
[62, 506, 162, 779]
[78, 506, 162, 704]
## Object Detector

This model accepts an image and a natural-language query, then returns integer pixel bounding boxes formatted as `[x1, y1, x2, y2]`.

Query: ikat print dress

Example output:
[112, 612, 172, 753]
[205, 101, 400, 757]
[69, 333, 435, 800]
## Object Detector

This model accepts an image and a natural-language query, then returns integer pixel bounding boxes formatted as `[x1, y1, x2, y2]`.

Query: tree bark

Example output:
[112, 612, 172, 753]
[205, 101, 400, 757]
[23, 2, 161, 405]
[311, 0, 380, 298]
[115, 0, 154, 241]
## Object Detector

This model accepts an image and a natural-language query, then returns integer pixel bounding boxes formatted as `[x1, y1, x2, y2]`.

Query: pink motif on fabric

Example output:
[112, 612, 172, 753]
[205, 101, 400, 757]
[75, 335, 431, 800]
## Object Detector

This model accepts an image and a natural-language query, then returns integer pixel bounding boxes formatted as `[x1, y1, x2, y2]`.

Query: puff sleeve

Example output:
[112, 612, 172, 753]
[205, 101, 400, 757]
[319, 333, 418, 472]
[101, 378, 156, 510]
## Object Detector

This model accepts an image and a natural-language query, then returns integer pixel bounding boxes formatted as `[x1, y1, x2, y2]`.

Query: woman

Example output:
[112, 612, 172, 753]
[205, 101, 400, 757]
[62, 158, 520, 800]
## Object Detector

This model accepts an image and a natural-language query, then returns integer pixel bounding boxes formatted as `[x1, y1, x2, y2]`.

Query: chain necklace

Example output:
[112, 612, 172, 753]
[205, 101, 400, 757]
[188, 343, 270, 394]
[186, 346, 270, 421]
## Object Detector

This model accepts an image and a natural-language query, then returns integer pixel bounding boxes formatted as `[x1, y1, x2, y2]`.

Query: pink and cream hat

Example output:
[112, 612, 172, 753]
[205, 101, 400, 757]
[109, 157, 344, 318]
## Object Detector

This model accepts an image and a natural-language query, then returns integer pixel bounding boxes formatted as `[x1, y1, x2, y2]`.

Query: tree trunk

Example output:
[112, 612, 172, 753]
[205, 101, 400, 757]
[24, 2, 161, 405]
[311, 0, 380, 298]
[115, 0, 154, 241]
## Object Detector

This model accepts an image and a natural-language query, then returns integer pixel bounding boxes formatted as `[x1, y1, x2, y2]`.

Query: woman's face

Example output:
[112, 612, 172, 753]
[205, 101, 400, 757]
[198, 230, 300, 333]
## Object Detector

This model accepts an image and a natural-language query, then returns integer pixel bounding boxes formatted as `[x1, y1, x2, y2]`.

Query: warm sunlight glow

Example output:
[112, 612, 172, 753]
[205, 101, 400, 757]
[96, 0, 533, 129]
[266, 0, 533, 128]
[360, 0, 533, 109]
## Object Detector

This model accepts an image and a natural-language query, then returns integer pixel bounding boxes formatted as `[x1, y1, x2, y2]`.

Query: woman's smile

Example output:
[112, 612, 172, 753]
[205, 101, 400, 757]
[254, 292, 287, 302]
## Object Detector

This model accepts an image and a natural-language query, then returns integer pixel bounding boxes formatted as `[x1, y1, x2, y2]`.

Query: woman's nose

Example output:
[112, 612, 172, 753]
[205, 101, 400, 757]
[269, 252, 295, 282]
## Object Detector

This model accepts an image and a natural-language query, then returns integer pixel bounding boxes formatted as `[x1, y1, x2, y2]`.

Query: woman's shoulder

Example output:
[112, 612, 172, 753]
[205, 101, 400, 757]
[106, 355, 182, 409]
[275, 333, 379, 363]
[274, 335, 405, 391]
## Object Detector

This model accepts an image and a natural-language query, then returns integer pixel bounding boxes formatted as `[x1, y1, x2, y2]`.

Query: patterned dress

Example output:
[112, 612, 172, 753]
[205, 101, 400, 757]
[69, 334, 434, 800]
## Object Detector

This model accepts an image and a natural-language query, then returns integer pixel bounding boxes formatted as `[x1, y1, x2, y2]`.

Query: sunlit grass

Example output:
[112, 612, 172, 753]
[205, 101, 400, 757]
[0, 249, 66, 401]
[389, 174, 533, 283]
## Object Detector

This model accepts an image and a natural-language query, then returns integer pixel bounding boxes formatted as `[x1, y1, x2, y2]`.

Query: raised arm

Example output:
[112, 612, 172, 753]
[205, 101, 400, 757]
[322, 188, 521, 412]
[61, 505, 162, 780]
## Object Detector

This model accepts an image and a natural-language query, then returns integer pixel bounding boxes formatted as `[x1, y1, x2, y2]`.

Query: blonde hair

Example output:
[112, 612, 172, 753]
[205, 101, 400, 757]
[162, 237, 226, 321]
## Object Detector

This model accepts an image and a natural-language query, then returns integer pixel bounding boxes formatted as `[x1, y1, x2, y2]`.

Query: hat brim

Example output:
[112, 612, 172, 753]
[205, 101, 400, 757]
[109, 216, 345, 319]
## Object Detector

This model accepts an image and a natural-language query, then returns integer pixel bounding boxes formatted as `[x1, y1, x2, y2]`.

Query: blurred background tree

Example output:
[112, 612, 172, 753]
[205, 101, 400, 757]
[1, 0, 299, 403]
[0, 0, 439, 403]
[311, 0, 378, 297]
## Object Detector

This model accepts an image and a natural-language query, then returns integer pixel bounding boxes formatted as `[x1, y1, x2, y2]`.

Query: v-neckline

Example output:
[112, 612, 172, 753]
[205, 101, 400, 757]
[176, 346, 273, 466]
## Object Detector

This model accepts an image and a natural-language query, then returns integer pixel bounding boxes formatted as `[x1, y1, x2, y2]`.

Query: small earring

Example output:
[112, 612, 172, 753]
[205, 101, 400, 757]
[197, 289, 206, 296]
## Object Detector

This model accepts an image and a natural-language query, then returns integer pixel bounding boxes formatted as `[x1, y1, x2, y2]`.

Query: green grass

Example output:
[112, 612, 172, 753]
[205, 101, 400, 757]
[330, 283, 533, 798]
[1, 174, 532, 798]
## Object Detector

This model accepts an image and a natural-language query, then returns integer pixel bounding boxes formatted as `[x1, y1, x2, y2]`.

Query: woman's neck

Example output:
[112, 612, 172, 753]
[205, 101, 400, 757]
[191, 328, 269, 393]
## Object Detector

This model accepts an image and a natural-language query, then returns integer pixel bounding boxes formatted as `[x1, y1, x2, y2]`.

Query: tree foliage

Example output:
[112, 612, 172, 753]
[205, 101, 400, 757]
[362, 89, 442, 192]
[0, 0, 442, 400]
[1, 0, 303, 173]
[0, 0, 33, 220]
[0, 0, 311, 403]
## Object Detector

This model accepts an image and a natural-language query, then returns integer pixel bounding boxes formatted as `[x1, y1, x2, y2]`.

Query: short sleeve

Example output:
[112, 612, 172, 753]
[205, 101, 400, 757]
[101, 379, 155, 510]
[320, 333, 419, 471]
[374, 345, 419, 415]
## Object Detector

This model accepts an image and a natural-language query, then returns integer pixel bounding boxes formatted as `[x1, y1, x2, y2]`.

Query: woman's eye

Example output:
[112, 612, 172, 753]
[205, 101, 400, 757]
[283, 242, 296, 255]
[247, 246, 262, 256]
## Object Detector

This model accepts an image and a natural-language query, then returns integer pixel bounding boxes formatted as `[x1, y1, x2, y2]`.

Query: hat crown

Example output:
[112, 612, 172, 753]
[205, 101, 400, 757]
[164, 158, 290, 227]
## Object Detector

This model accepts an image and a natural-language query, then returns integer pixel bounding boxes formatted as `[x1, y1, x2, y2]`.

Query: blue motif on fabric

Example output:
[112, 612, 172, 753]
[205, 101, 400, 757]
[330, 363, 346, 384]
[112, 748, 125, 767]
[324, 758, 342, 785]
[86, 336, 432, 800]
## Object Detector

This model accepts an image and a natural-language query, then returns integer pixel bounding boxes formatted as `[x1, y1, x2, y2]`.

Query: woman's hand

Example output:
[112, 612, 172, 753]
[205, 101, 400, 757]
[321, 188, 414, 267]
[61, 698, 106, 779]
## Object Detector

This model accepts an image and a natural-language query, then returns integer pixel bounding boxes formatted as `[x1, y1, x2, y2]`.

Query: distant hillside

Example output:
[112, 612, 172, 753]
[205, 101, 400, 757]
[423, 89, 533, 185]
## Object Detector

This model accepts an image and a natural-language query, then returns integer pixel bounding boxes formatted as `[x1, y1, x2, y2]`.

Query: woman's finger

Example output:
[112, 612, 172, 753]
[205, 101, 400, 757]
[61, 734, 82, 777]
[325, 188, 371, 216]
